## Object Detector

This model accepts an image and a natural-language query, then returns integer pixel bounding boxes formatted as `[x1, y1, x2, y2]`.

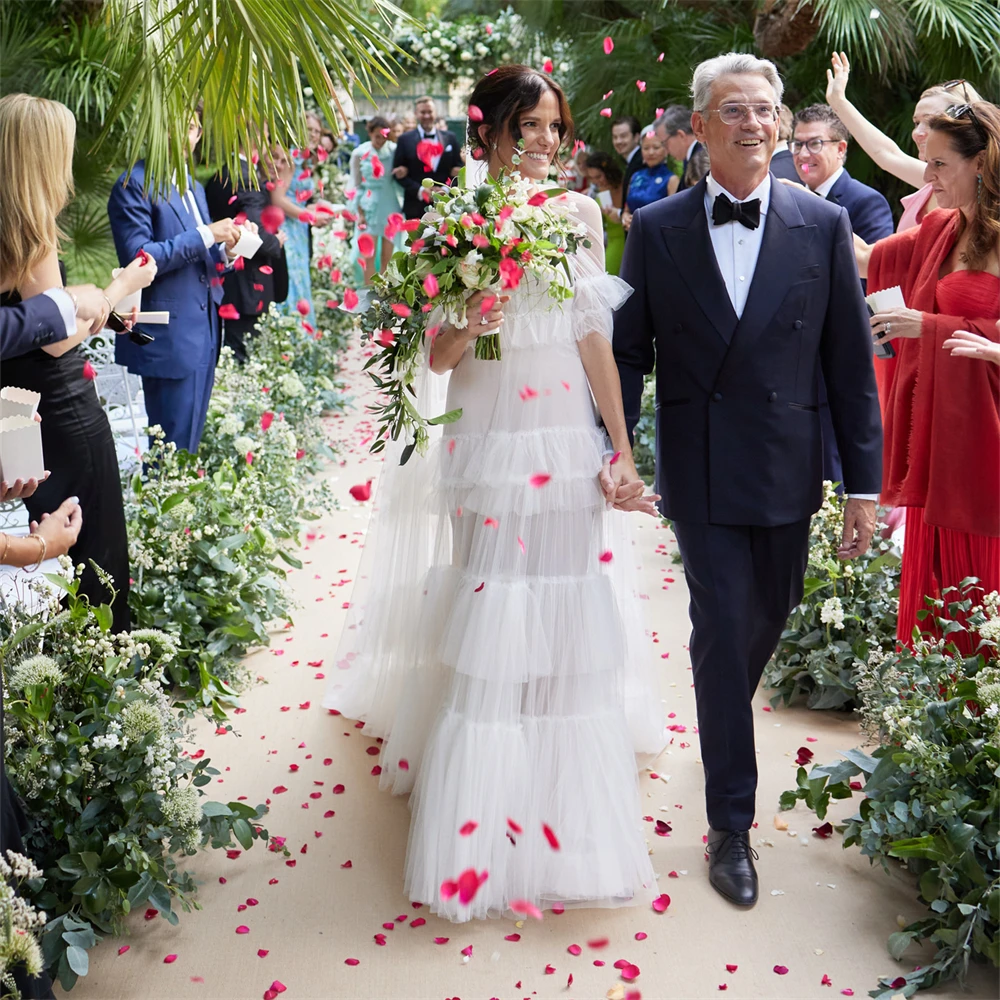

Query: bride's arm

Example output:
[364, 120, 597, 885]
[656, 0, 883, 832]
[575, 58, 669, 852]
[428, 291, 508, 374]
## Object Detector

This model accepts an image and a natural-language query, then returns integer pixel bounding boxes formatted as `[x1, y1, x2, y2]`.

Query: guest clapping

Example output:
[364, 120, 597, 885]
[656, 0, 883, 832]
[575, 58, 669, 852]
[861, 102, 1000, 653]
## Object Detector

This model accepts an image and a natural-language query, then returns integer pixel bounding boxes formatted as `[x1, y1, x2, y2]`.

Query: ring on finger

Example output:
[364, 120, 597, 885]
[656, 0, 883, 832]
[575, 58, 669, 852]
[885, 321, 891, 334]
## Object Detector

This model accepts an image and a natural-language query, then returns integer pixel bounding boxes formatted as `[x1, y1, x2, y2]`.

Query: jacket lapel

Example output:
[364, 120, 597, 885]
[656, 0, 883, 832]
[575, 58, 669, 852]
[167, 187, 192, 230]
[729, 177, 816, 350]
[660, 178, 738, 345]
[825, 168, 850, 207]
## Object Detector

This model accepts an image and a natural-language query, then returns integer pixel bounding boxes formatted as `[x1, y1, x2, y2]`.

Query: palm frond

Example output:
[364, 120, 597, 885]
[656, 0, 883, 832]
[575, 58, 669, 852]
[811, 0, 915, 80]
[98, 0, 417, 195]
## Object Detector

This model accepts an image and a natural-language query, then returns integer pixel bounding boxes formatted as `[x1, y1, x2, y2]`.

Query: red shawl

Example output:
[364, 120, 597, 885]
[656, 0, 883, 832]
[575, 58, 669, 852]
[869, 209, 1000, 537]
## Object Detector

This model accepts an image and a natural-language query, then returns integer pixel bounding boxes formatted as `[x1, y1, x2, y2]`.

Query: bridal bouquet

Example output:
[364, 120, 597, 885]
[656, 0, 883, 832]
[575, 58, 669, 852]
[358, 167, 591, 463]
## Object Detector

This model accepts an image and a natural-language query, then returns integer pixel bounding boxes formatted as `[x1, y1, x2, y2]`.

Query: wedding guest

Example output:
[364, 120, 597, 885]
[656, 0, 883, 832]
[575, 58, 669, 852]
[614, 51, 882, 908]
[827, 53, 985, 231]
[792, 104, 894, 245]
[654, 105, 706, 191]
[611, 115, 644, 204]
[205, 136, 289, 362]
[0, 496, 81, 567]
[769, 104, 799, 182]
[792, 103, 894, 486]
[622, 129, 673, 230]
[109, 106, 241, 452]
[387, 115, 406, 143]
[349, 115, 404, 282]
[392, 97, 462, 220]
[0, 93, 157, 631]
[584, 150, 626, 275]
[858, 102, 1000, 654]
[269, 144, 316, 327]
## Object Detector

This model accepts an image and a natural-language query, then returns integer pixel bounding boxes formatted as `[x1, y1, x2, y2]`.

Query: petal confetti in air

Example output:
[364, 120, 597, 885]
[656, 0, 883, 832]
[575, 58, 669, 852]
[600, 108, 613, 118]
[357, 233, 376, 259]
[349, 480, 373, 502]
[82, 360, 97, 381]
[468, 104, 484, 122]
[542, 823, 560, 850]
[219, 303, 240, 320]
[459, 820, 479, 836]
[610, 451, 621, 465]
[507, 818, 523, 834]
[529, 473, 551, 489]
[343, 288, 359, 310]
[603, 36, 614, 54]
[542, 58, 554, 73]
[637, 80, 647, 92]
[599, 550, 614, 563]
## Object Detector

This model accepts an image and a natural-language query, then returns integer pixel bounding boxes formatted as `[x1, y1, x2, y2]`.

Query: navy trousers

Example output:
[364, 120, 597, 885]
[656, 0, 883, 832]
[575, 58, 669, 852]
[142, 363, 216, 454]
[672, 517, 811, 832]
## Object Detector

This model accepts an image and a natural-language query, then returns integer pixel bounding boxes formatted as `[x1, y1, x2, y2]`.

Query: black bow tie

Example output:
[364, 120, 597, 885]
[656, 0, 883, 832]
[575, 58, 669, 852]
[712, 193, 761, 230]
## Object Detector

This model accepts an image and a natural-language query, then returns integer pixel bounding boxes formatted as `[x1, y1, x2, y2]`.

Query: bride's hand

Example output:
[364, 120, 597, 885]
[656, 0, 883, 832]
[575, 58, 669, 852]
[463, 290, 508, 339]
[599, 455, 661, 516]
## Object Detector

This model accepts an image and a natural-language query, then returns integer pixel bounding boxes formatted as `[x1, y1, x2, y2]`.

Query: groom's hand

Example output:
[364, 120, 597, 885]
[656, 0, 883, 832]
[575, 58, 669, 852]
[838, 497, 877, 560]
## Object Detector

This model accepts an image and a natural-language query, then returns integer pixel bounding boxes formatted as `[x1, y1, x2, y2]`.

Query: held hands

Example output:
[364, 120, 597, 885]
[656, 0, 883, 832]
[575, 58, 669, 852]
[598, 454, 662, 517]
[825, 51, 851, 108]
[943, 328, 1000, 365]
[871, 306, 923, 345]
[838, 497, 876, 560]
[31, 496, 83, 560]
[391, 165, 408, 179]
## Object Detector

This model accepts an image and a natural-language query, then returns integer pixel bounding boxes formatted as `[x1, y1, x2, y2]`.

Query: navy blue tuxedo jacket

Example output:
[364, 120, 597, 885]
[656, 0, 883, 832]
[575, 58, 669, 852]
[613, 174, 882, 526]
[0, 293, 67, 360]
[108, 162, 227, 377]
[825, 168, 895, 246]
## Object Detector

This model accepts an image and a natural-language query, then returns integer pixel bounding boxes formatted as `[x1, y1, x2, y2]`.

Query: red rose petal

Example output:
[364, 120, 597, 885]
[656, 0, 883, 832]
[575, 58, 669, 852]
[568, 943, 582, 955]
[235, 925, 249, 934]
[163, 954, 178, 964]
[344, 958, 360, 966]
[726, 964, 738, 973]
[774, 965, 789, 975]
[542, 823, 560, 850]
[459, 820, 478, 836]
[652, 893, 670, 912]
[118, 945, 130, 955]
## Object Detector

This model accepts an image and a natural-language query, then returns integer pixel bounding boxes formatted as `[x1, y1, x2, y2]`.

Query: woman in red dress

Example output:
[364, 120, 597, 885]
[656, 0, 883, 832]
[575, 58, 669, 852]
[856, 102, 1000, 653]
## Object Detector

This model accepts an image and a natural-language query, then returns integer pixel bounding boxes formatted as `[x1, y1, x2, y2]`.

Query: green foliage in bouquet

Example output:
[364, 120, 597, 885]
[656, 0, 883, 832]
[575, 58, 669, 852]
[764, 482, 901, 710]
[0, 573, 269, 992]
[779, 584, 1000, 998]
[125, 433, 296, 714]
[361, 168, 591, 463]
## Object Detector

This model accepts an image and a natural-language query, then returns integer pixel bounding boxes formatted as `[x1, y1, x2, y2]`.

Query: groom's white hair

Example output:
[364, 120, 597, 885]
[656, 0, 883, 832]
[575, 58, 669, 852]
[690, 52, 784, 112]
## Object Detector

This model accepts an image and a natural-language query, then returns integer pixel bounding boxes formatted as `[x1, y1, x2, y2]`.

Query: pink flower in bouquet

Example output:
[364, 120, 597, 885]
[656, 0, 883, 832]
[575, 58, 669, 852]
[499, 257, 524, 290]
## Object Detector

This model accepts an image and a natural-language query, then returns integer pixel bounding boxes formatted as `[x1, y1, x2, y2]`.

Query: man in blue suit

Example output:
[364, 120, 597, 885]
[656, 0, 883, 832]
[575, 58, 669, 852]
[612, 54, 882, 909]
[791, 103, 895, 484]
[108, 111, 242, 452]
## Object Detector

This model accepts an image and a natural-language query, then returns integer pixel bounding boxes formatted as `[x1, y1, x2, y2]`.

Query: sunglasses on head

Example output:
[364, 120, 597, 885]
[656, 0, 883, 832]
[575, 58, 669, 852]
[942, 79, 972, 102]
[946, 103, 988, 142]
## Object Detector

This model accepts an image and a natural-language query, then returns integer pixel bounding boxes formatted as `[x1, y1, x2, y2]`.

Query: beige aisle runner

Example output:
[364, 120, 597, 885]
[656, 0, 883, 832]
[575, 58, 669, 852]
[64, 333, 991, 1000]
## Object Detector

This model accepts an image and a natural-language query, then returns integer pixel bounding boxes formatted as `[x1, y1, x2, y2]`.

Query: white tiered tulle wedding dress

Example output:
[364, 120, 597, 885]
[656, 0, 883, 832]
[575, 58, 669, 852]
[324, 190, 666, 921]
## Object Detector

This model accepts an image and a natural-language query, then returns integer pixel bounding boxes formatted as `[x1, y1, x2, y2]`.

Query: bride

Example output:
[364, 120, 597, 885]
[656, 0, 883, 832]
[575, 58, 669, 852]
[325, 64, 666, 921]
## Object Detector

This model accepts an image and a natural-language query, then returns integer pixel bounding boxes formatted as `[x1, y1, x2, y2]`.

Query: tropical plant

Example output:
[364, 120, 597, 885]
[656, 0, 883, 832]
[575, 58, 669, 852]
[779, 584, 1000, 998]
[764, 481, 901, 710]
[0, 571, 270, 992]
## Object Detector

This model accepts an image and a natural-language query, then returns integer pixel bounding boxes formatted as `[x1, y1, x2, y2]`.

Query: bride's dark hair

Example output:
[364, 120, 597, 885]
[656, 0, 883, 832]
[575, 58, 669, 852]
[466, 65, 574, 170]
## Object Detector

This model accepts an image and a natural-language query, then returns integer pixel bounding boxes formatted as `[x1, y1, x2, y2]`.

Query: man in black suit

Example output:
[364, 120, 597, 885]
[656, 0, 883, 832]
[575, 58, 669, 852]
[612, 115, 644, 207]
[205, 145, 289, 362]
[655, 104, 708, 192]
[612, 53, 882, 909]
[392, 97, 463, 220]
[769, 104, 799, 182]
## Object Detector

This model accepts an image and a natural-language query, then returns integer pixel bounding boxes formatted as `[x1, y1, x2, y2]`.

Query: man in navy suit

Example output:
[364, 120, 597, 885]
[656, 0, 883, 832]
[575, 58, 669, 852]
[612, 53, 882, 909]
[108, 110, 242, 452]
[791, 104, 894, 245]
[655, 105, 708, 192]
[392, 97, 463, 220]
[791, 103, 894, 484]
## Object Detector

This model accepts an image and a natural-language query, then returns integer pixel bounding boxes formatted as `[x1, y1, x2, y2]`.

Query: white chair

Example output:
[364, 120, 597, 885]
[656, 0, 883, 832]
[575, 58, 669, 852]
[85, 337, 147, 474]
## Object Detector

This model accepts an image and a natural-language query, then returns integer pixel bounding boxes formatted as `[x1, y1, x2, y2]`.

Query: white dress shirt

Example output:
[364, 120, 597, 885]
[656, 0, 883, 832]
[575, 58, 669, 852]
[813, 164, 844, 199]
[42, 288, 77, 337]
[704, 172, 771, 320]
[703, 172, 876, 500]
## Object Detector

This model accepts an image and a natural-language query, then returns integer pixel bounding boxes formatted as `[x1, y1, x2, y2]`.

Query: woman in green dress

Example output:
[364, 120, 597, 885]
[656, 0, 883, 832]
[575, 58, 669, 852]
[584, 151, 626, 277]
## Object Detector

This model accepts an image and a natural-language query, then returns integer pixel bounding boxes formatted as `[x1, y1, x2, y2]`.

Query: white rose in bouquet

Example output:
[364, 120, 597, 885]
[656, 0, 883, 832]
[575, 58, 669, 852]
[457, 250, 493, 290]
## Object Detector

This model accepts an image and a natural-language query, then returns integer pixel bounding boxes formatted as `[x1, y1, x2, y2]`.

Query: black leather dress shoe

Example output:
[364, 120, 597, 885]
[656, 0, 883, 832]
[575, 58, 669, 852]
[706, 828, 759, 907]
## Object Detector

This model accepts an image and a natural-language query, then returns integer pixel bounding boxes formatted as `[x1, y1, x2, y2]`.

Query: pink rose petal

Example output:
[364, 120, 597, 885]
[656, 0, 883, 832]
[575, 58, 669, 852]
[652, 893, 670, 912]
[163, 954, 178, 964]
[774, 965, 789, 975]
[568, 943, 582, 955]
[459, 820, 478, 836]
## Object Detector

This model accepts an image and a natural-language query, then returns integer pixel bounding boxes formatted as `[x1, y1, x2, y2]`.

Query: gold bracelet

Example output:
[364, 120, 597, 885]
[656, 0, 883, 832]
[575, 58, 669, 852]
[0, 533, 10, 565]
[25, 533, 47, 572]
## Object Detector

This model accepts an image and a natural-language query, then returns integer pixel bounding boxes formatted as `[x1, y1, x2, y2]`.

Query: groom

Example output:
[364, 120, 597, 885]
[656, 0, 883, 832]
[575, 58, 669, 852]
[611, 53, 882, 907]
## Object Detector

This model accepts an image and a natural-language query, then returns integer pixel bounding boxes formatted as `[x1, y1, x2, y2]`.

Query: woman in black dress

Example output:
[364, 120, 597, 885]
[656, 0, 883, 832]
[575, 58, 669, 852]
[0, 93, 154, 632]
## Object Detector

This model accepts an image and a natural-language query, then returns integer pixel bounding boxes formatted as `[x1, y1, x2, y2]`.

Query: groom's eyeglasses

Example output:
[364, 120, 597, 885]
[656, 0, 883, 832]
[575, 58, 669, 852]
[702, 104, 779, 126]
